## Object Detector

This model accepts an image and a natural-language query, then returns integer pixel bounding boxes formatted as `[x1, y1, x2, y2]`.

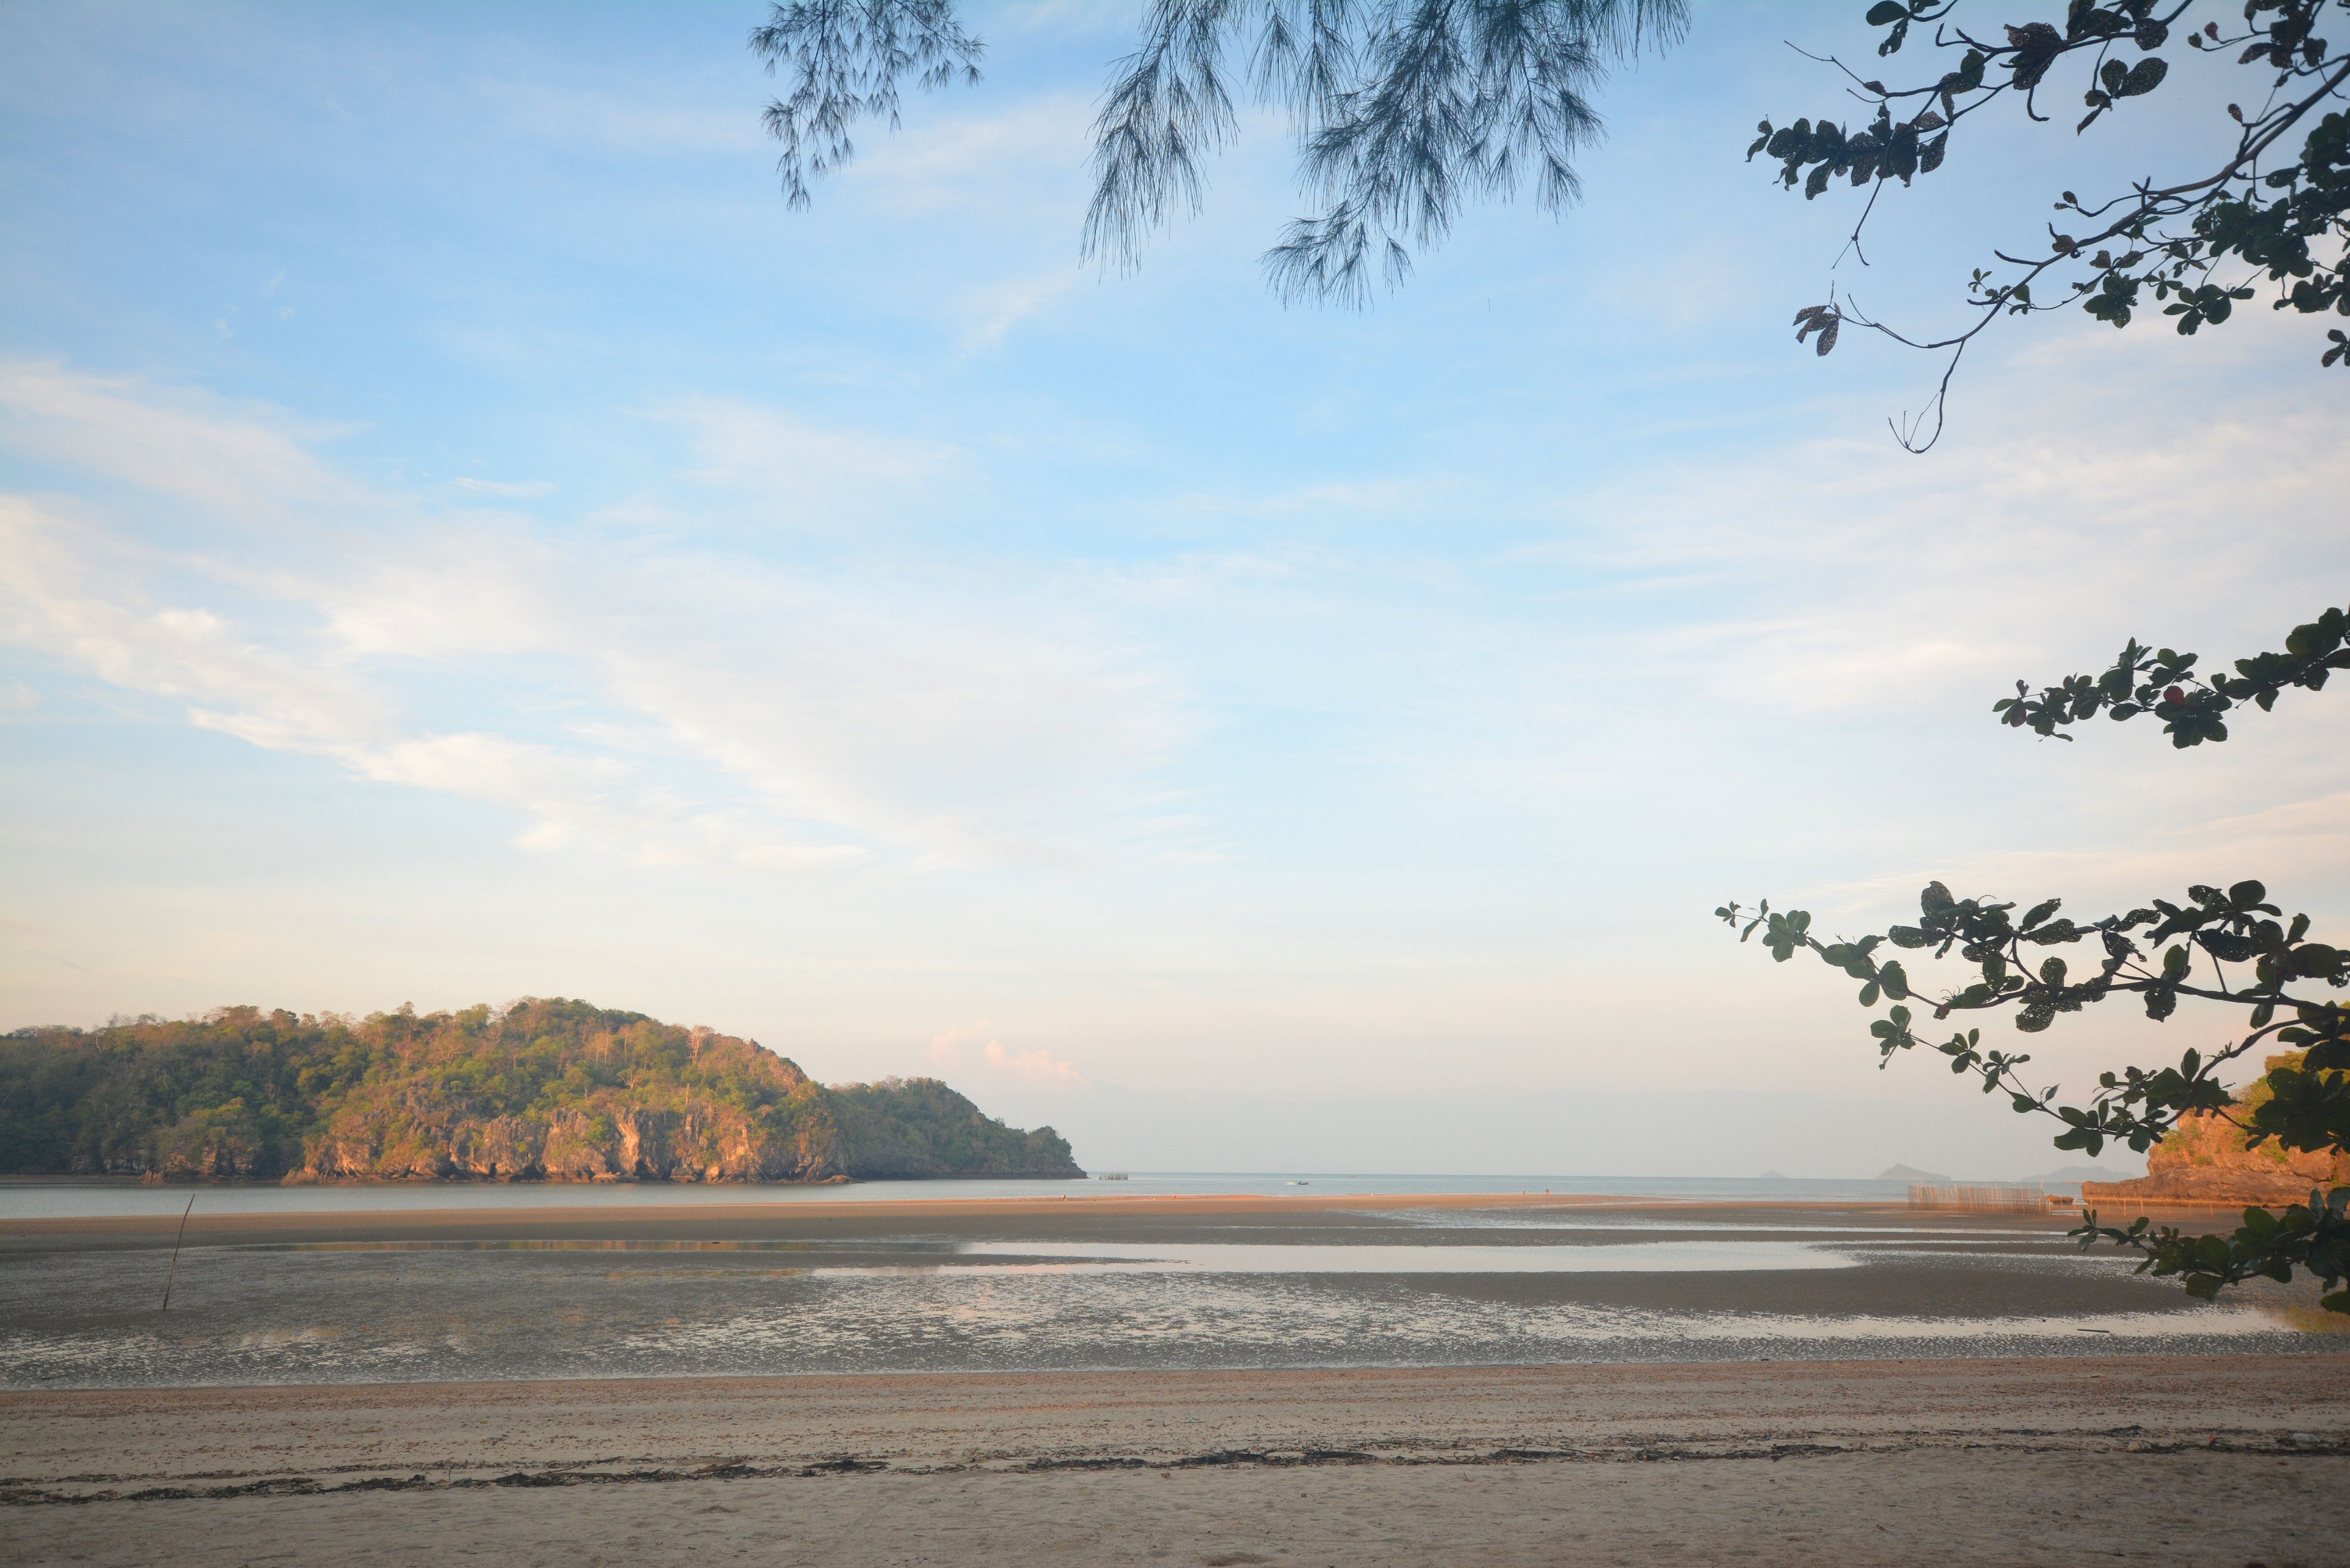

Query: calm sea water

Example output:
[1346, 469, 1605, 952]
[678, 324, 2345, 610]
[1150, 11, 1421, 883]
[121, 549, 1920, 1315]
[0, 1172, 1942, 1220]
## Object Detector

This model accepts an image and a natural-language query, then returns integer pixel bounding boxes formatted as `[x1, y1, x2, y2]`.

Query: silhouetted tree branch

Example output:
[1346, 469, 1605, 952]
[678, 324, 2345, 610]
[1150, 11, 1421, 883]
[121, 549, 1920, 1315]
[1722, 603, 2349, 1314]
[1753, 1, 2349, 450]
[748, 1, 1688, 302]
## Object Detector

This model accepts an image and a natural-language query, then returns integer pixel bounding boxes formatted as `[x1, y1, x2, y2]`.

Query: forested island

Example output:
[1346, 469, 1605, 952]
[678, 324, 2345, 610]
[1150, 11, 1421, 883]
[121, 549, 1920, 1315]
[0, 998, 1083, 1184]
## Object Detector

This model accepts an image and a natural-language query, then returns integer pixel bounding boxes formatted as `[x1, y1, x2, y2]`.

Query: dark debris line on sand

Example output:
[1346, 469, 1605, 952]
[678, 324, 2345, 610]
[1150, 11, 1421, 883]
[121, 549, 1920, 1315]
[8, 1430, 2344, 1509]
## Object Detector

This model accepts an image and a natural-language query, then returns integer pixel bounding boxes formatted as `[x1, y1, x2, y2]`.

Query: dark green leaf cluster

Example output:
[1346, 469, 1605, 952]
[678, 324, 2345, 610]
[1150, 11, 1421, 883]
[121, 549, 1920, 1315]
[2075, 1189, 2349, 1312]
[2063, 102, 2350, 332]
[1722, 608, 2348, 1313]
[1993, 603, 2349, 745]
[1756, 2, 2350, 446]
[1723, 877, 2348, 1309]
[1750, 105, 1947, 200]
[2247, 1056, 2350, 1154]
[1726, 875, 2347, 1109]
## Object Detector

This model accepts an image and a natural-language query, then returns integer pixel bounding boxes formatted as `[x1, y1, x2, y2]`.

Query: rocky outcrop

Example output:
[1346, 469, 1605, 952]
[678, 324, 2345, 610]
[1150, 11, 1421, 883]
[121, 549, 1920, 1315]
[296, 1086, 852, 1184]
[2081, 1096, 2346, 1207]
[532, 1100, 851, 1183]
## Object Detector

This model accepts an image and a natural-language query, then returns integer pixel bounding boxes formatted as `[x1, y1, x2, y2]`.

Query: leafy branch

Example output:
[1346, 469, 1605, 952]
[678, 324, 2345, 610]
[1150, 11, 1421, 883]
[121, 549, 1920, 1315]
[1751, 1, 2350, 450]
[1718, 607, 2350, 1313]
[1993, 601, 2349, 744]
[1717, 878, 2349, 1309]
[1715, 879, 2348, 1154]
[2077, 1187, 2348, 1310]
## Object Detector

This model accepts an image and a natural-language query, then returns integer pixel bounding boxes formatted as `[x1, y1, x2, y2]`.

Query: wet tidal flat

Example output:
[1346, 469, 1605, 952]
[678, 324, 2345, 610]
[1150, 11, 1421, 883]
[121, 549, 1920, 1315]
[0, 1198, 2332, 1387]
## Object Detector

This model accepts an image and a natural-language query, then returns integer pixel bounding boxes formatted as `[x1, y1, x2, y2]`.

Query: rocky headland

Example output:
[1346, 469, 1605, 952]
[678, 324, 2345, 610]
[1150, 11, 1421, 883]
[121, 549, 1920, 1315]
[0, 999, 1081, 1184]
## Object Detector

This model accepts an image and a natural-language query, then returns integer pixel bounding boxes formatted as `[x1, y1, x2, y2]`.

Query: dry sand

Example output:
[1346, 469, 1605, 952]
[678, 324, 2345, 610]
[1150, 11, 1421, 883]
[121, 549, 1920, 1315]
[5, 1359, 2344, 1566]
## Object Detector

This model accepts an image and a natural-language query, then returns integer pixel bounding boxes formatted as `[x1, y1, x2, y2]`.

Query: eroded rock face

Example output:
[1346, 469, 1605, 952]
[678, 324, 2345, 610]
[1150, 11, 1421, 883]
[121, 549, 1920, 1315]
[298, 1092, 851, 1184]
[2082, 1106, 2348, 1206]
[450, 1116, 545, 1180]
[269, 1015, 857, 1184]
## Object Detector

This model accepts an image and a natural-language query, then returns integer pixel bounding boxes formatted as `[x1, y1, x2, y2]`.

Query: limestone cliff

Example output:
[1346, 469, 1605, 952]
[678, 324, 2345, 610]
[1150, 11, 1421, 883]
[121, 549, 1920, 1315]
[294, 1082, 852, 1184]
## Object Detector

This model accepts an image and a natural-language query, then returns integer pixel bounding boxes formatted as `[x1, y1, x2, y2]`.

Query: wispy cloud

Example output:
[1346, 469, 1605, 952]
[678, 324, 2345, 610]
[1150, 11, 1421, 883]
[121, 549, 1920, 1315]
[958, 266, 1083, 351]
[929, 1020, 1090, 1085]
[472, 79, 762, 155]
[658, 396, 964, 523]
[0, 361, 367, 524]
[851, 95, 1092, 213]
[0, 364, 1194, 871]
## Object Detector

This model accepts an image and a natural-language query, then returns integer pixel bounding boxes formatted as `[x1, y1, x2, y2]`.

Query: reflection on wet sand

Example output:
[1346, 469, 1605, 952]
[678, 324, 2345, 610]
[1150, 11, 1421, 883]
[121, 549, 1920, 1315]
[230, 1237, 1862, 1272]
[0, 1198, 2329, 1389]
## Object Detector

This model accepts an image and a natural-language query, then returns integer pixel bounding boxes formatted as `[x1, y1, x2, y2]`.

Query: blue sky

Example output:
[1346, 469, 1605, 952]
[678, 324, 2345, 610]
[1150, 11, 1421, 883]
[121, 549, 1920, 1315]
[4, 1, 2344, 1177]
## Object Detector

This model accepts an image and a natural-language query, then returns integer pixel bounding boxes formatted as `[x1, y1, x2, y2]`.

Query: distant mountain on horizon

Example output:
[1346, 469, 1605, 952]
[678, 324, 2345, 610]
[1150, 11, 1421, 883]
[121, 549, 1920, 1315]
[1878, 1161, 2144, 1185]
[2019, 1163, 2144, 1185]
[0, 998, 1083, 1184]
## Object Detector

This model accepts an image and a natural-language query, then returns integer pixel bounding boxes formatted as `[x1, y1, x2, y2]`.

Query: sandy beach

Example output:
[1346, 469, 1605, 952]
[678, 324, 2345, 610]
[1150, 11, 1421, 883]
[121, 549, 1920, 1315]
[6, 1191, 2343, 1562]
[4, 1358, 2345, 1565]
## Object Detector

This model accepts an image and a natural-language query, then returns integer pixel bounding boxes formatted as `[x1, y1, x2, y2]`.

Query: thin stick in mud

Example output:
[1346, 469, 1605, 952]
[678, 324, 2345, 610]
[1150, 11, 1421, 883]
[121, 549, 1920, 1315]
[160, 1191, 196, 1311]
